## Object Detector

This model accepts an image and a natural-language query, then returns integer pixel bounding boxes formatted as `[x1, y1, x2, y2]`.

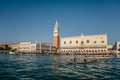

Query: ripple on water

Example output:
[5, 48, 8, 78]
[0, 53, 120, 80]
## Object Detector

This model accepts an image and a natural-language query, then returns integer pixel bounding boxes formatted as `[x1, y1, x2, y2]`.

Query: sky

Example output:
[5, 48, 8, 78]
[0, 0, 120, 44]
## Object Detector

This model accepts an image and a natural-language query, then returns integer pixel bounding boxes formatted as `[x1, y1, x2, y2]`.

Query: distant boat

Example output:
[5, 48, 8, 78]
[9, 51, 16, 54]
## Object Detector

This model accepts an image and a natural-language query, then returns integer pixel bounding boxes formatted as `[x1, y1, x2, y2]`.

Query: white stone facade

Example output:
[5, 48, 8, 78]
[19, 41, 32, 53]
[19, 41, 56, 53]
[115, 41, 120, 51]
[39, 43, 56, 53]
[61, 34, 108, 54]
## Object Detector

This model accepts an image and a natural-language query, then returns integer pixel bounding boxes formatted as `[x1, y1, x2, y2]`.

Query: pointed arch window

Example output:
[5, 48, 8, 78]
[94, 41, 96, 44]
[76, 40, 78, 44]
[101, 41, 104, 43]
[64, 41, 66, 44]
[81, 41, 84, 44]
[87, 40, 89, 43]
[70, 41, 72, 44]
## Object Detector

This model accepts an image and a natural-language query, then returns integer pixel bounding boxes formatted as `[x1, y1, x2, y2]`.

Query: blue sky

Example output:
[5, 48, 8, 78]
[0, 0, 120, 44]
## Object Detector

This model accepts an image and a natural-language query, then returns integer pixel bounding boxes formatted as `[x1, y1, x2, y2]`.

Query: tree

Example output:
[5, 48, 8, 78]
[0, 47, 4, 50]
[5, 44, 11, 51]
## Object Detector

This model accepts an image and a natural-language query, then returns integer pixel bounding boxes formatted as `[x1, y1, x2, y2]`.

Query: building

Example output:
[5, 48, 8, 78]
[107, 44, 113, 53]
[113, 41, 120, 52]
[9, 43, 20, 51]
[116, 41, 120, 52]
[53, 20, 60, 52]
[0, 44, 6, 49]
[19, 41, 33, 53]
[111, 41, 120, 57]
[61, 34, 108, 54]
[39, 43, 56, 53]
[19, 41, 56, 53]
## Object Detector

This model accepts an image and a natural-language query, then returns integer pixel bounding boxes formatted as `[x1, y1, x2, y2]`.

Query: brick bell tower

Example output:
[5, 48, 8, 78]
[54, 20, 60, 51]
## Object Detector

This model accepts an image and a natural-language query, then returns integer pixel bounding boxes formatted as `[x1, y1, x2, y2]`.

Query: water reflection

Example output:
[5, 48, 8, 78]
[0, 53, 120, 80]
[50, 54, 120, 79]
[51, 54, 61, 77]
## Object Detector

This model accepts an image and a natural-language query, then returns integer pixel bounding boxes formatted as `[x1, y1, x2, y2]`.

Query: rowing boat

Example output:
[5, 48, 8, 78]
[67, 59, 97, 64]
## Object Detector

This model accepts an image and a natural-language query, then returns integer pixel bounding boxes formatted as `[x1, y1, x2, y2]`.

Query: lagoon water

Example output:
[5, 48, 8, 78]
[0, 53, 120, 80]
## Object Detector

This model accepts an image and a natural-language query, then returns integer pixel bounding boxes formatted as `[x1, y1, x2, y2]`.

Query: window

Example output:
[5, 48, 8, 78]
[118, 49, 120, 51]
[94, 41, 96, 44]
[95, 50, 97, 52]
[54, 32, 57, 34]
[76, 40, 78, 44]
[87, 40, 89, 43]
[101, 41, 104, 43]
[81, 41, 84, 44]
[64, 41, 66, 44]
[70, 41, 72, 44]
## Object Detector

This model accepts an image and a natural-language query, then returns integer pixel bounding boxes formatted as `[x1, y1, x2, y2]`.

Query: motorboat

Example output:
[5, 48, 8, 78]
[9, 51, 16, 54]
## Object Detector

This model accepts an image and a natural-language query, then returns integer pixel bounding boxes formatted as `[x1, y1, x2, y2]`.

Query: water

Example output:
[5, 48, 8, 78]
[0, 53, 120, 80]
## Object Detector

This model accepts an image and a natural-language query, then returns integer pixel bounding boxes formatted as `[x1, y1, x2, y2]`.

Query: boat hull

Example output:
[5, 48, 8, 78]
[67, 59, 97, 64]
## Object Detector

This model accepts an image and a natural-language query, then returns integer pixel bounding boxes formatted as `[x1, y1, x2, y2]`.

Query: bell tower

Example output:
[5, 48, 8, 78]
[54, 20, 60, 51]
